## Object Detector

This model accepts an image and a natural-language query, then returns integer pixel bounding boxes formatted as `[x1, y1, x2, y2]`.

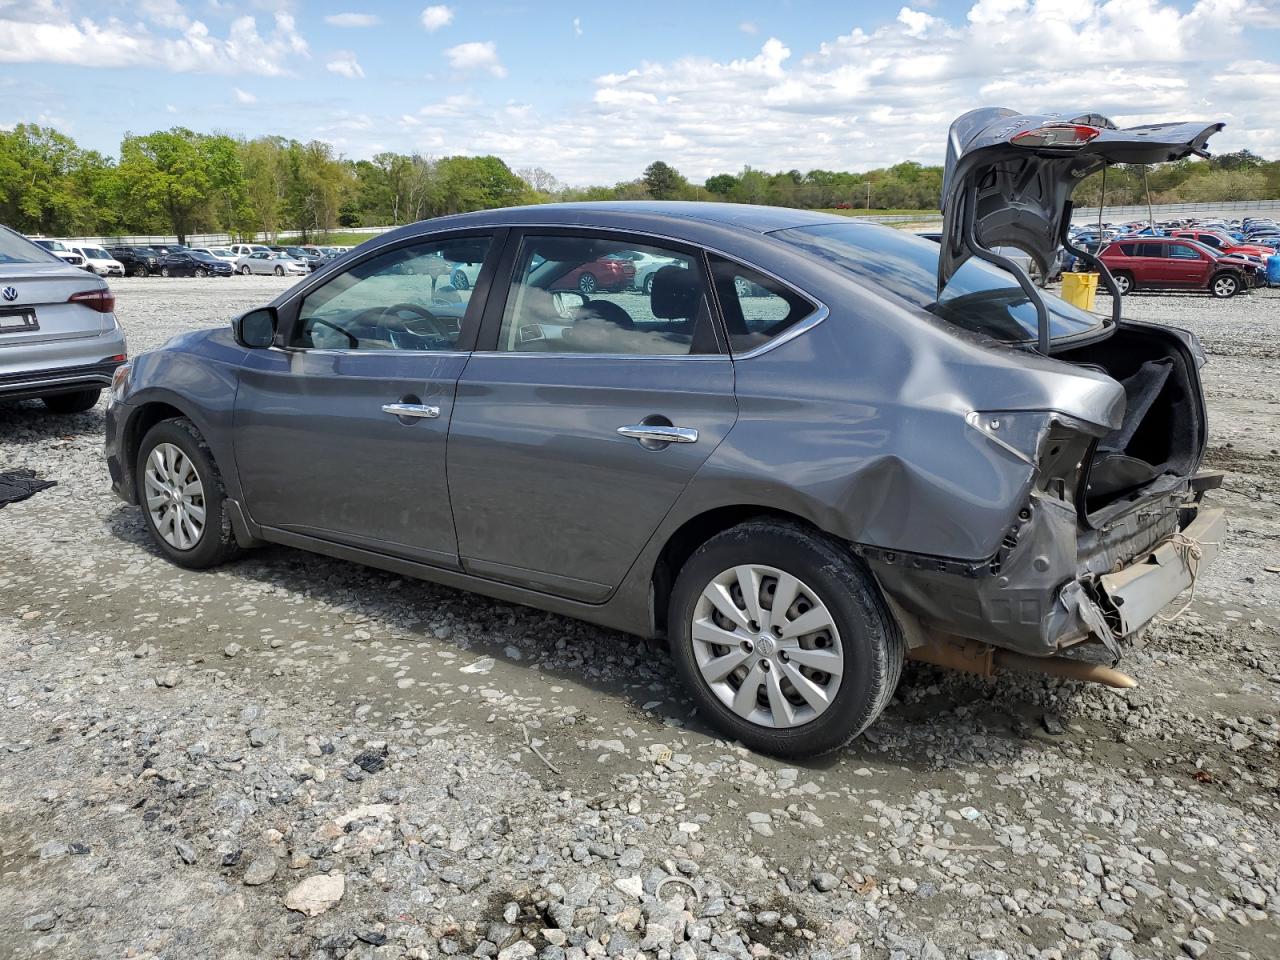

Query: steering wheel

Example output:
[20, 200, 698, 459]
[369, 302, 454, 338]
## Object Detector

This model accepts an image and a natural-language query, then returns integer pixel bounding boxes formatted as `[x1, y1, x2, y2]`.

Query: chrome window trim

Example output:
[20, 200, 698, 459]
[277, 221, 831, 361]
[481, 223, 829, 361]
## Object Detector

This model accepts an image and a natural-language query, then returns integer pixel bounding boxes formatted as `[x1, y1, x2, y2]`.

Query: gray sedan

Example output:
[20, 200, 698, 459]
[0, 225, 127, 413]
[236, 251, 309, 276]
[105, 197, 1221, 756]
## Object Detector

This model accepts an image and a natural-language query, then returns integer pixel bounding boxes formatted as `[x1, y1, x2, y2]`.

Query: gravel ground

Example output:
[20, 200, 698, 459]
[1, 275, 1278, 960]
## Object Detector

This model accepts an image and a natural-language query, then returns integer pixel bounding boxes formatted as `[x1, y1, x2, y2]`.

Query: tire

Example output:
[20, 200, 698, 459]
[196, 268, 208, 278]
[577, 272, 597, 294]
[240, 265, 251, 275]
[42, 388, 101, 414]
[667, 519, 904, 758]
[1112, 271, 1133, 296]
[133, 266, 148, 278]
[136, 417, 242, 570]
[1210, 273, 1240, 299]
[160, 267, 171, 278]
[274, 266, 284, 276]
[452, 269, 470, 291]
[642, 273, 654, 295]
[734, 276, 751, 299]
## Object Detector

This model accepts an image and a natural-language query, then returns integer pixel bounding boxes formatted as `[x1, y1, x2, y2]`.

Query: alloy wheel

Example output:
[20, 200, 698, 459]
[1213, 276, 1237, 298]
[143, 442, 206, 551]
[691, 564, 844, 729]
[578, 273, 597, 294]
[1114, 274, 1131, 295]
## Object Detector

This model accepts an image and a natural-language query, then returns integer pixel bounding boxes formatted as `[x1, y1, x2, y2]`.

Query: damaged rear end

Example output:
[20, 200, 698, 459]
[876, 107, 1229, 674]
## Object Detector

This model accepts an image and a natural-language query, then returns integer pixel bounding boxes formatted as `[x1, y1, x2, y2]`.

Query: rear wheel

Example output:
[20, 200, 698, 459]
[668, 520, 903, 757]
[1112, 271, 1133, 296]
[577, 272, 597, 294]
[136, 418, 242, 569]
[274, 265, 285, 276]
[42, 389, 101, 414]
[451, 269, 470, 290]
[642, 273, 655, 295]
[160, 267, 171, 278]
[1210, 273, 1240, 298]
[133, 266, 148, 278]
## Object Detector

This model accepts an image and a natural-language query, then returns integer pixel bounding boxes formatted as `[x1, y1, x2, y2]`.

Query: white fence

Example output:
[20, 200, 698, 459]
[38, 225, 395, 247]
[1071, 199, 1280, 224]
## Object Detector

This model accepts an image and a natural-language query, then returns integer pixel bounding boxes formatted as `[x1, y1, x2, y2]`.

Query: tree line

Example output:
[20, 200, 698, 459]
[2, 124, 1277, 243]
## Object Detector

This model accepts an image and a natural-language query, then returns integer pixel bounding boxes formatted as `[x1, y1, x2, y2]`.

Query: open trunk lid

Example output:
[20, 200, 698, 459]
[938, 107, 1224, 351]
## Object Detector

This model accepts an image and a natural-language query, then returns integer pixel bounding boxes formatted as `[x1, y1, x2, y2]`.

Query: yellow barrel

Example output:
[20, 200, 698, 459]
[1061, 271, 1099, 311]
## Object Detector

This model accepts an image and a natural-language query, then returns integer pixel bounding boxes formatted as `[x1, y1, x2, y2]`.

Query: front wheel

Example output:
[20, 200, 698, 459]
[667, 520, 903, 758]
[642, 273, 655, 295]
[1112, 271, 1133, 296]
[451, 269, 470, 291]
[196, 268, 208, 278]
[274, 266, 284, 276]
[160, 267, 171, 278]
[136, 418, 242, 569]
[1210, 273, 1240, 298]
[42, 389, 101, 414]
[240, 265, 251, 275]
[133, 266, 148, 278]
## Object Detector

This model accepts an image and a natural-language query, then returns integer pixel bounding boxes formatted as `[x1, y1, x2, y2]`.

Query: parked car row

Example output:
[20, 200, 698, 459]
[23, 239, 357, 279]
[1067, 216, 1280, 297]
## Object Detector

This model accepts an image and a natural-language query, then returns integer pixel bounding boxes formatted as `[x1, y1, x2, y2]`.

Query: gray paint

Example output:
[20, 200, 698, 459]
[105, 201, 1214, 658]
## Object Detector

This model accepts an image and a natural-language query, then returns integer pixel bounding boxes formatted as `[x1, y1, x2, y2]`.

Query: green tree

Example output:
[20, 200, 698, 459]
[117, 128, 241, 242]
[642, 160, 688, 200]
[704, 173, 738, 196]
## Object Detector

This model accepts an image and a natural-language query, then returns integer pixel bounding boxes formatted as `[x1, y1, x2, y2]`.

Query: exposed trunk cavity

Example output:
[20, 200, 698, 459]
[1057, 322, 1206, 525]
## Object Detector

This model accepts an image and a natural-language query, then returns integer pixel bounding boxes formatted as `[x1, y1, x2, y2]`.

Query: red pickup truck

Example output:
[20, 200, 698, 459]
[1169, 229, 1276, 260]
[1099, 238, 1254, 298]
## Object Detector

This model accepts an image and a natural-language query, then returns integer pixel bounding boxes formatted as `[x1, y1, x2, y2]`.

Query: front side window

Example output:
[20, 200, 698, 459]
[494, 235, 716, 356]
[708, 256, 815, 354]
[291, 236, 492, 352]
[1169, 243, 1200, 260]
[773, 221, 1102, 344]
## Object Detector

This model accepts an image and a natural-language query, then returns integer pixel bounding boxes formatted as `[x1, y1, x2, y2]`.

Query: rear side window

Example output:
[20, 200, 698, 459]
[1111, 244, 1132, 257]
[1136, 242, 1164, 258]
[708, 256, 815, 354]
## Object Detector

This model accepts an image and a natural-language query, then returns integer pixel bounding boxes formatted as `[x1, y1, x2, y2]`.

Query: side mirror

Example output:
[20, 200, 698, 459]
[552, 290, 587, 317]
[233, 307, 277, 348]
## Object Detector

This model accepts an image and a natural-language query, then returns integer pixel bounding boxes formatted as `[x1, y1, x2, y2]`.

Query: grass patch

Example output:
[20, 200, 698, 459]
[817, 208, 939, 218]
[275, 232, 387, 247]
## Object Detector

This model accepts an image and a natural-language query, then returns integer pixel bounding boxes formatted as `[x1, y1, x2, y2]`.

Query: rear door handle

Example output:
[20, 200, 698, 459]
[617, 424, 698, 444]
[382, 402, 440, 419]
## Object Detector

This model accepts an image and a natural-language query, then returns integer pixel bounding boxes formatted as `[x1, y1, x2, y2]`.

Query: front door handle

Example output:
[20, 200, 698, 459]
[382, 402, 440, 419]
[617, 424, 698, 444]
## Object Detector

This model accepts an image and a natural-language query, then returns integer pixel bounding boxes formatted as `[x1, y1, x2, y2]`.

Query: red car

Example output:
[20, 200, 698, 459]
[549, 254, 636, 294]
[1099, 238, 1254, 298]
[1169, 229, 1276, 260]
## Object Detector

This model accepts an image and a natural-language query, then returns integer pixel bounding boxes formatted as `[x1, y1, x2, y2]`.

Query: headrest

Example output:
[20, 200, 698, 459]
[650, 265, 700, 319]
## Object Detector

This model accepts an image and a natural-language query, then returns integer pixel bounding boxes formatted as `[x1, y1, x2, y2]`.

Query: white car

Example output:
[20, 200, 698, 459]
[448, 261, 483, 290]
[68, 245, 125, 277]
[192, 247, 239, 265]
[32, 239, 87, 269]
[235, 251, 309, 276]
[229, 243, 271, 259]
[618, 250, 680, 294]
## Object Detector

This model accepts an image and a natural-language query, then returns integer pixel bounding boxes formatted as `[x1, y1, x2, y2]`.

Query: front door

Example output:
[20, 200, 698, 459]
[233, 233, 498, 568]
[447, 230, 737, 601]
[1165, 241, 1208, 287]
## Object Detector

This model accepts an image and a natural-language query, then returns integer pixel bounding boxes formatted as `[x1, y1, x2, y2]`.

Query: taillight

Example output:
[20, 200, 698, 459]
[1011, 123, 1101, 148]
[69, 288, 115, 313]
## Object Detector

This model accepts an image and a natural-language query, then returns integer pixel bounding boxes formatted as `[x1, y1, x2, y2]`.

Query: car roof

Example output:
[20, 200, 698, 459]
[380, 201, 850, 238]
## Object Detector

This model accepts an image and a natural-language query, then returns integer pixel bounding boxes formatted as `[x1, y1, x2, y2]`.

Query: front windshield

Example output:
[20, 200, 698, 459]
[83, 247, 110, 260]
[773, 221, 1102, 343]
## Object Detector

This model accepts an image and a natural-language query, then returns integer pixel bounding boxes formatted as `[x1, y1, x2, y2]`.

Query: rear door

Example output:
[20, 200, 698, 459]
[233, 232, 502, 568]
[446, 229, 737, 601]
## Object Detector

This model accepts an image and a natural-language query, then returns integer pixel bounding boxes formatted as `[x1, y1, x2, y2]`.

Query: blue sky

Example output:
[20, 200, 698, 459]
[3, 0, 1279, 185]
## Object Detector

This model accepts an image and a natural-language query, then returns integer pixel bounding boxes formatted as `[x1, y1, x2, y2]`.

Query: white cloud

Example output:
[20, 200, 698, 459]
[325, 12, 380, 27]
[326, 50, 365, 79]
[233, 87, 256, 103]
[384, 0, 1280, 185]
[444, 40, 506, 77]
[739, 21, 759, 34]
[420, 5, 454, 31]
[572, 17, 582, 37]
[0, 8, 309, 76]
